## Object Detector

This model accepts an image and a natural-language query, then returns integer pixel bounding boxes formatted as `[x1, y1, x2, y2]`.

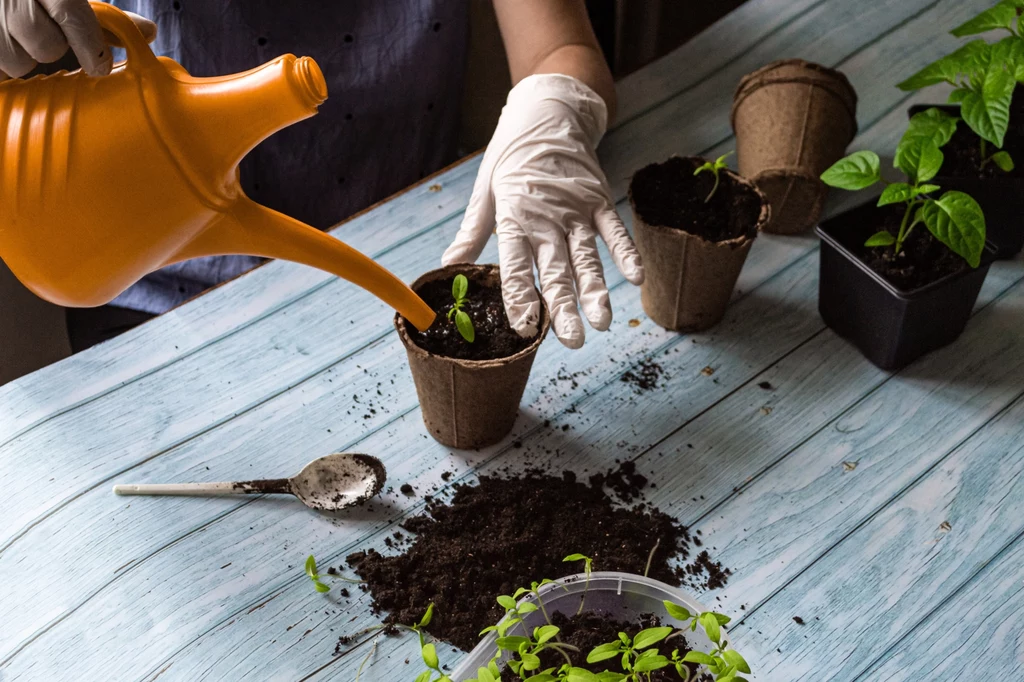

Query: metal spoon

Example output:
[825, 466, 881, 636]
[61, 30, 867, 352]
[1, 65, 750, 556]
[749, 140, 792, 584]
[112, 453, 387, 512]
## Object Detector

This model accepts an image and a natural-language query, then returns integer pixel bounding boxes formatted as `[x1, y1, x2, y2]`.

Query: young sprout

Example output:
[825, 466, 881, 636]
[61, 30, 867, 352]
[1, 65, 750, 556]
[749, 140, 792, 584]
[563, 553, 594, 616]
[447, 274, 475, 343]
[662, 601, 751, 682]
[693, 152, 734, 203]
[586, 626, 674, 681]
[821, 108, 986, 267]
[411, 604, 453, 682]
[305, 555, 330, 593]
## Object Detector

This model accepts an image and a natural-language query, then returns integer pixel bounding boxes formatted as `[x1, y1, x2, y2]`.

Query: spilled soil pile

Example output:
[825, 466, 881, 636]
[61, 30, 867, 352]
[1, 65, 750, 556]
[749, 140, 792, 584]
[346, 467, 730, 651]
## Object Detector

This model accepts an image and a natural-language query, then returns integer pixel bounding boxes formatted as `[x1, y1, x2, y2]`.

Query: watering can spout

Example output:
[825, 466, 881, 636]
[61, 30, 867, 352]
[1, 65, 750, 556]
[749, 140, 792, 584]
[167, 199, 436, 331]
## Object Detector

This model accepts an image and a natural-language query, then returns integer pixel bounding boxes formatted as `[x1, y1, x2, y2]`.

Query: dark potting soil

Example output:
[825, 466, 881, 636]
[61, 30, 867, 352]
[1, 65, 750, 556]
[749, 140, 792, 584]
[631, 156, 762, 242]
[849, 205, 971, 291]
[345, 470, 730, 652]
[939, 119, 1024, 180]
[502, 611, 711, 682]
[406, 274, 538, 361]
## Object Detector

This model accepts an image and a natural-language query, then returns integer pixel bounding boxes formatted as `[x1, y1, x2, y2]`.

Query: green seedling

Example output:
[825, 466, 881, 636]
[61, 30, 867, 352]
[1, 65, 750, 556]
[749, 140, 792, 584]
[821, 107, 987, 267]
[662, 601, 750, 682]
[305, 555, 331, 593]
[897, 2, 1024, 167]
[447, 274, 475, 343]
[563, 553, 594, 615]
[586, 626, 675, 681]
[693, 152, 734, 202]
[411, 604, 452, 682]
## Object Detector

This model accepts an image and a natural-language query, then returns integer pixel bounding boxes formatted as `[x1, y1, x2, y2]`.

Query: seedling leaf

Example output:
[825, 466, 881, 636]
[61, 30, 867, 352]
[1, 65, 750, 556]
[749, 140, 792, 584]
[958, 66, 1014, 146]
[497, 595, 517, 610]
[820, 151, 881, 190]
[415, 671, 432, 682]
[991, 150, 1015, 171]
[535, 625, 560, 645]
[314, 581, 330, 593]
[894, 139, 944, 184]
[919, 191, 987, 267]
[865, 231, 896, 247]
[455, 310, 475, 343]
[419, 603, 435, 628]
[701, 612, 722, 645]
[587, 642, 622, 663]
[951, 2, 1019, 36]
[305, 555, 317, 580]
[452, 274, 468, 301]
[422, 642, 439, 669]
[877, 182, 917, 207]
[721, 649, 751, 674]
[683, 651, 716, 666]
[634, 627, 673, 650]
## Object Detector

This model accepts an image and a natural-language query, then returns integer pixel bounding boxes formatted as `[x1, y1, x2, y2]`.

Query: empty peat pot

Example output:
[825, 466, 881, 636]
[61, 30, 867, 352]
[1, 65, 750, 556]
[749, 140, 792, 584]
[907, 104, 1024, 260]
[395, 263, 549, 449]
[817, 200, 996, 371]
[629, 156, 770, 332]
[732, 59, 858, 235]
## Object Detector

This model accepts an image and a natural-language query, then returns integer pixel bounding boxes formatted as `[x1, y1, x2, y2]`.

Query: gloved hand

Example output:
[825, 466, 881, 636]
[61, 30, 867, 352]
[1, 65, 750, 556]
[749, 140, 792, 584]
[1, 0, 156, 80]
[443, 73, 644, 349]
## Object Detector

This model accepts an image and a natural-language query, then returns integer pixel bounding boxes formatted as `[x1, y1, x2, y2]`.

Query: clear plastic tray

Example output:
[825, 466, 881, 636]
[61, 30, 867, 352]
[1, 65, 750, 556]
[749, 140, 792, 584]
[450, 571, 727, 680]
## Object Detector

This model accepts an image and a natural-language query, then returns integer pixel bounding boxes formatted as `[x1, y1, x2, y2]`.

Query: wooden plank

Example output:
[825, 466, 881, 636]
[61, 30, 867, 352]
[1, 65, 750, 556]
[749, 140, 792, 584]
[727, 389, 1024, 681]
[861, 532, 1024, 680]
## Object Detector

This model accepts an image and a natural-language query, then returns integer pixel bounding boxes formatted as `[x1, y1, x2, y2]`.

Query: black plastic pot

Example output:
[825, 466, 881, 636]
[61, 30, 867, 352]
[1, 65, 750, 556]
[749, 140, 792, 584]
[909, 104, 1024, 259]
[816, 200, 995, 371]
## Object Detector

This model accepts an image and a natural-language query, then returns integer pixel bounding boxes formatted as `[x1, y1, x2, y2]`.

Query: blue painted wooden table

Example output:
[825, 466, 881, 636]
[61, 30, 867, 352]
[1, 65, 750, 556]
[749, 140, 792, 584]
[3, 0, 1024, 679]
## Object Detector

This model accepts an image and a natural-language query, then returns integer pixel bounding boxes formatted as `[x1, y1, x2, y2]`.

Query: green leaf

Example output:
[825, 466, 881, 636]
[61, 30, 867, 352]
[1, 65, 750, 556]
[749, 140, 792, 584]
[683, 651, 716, 666]
[865, 231, 897, 247]
[475, 669, 496, 682]
[918, 184, 942, 195]
[305, 555, 317, 580]
[422, 642, 439, 670]
[565, 669, 601, 682]
[595, 673, 628, 682]
[517, 602, 539, 614]
[314, 581, 330, 593]
[535, 625, 560, 644]
[991, 150, 1016, 171]
[663, 601, 693, 621]
[563, 553, 589, 562]
[897, 40, 990, 90]
[693, 161, 716, 177]
[721, 649, 752, 674]
[513, 587, 530, 599]
[712, 613, 732, 626]
[820, 151, 881, 190]
[990, 35, 1024, 82]
[876, 182, 916, 207]
[497, 595, 517, 610]
[701, 612, 722, 645]
[419, 603, 435, 628]
[959, 66, 1015, 146]
[951, 2, 1019, 36]
[919, 192, 987, 267]
[714, 151, 735, 169]
[895, 139, 944, 184]
[415, 671, 432, 682]
[497, 636, 531, 651]
[587, 642, 623, 663]
[452, 274, 468, 302]
[902, 107, 959, 149]
[634, 627, 673, 650]
[634, 654, 670, 672]
[520, 652, 541, 671]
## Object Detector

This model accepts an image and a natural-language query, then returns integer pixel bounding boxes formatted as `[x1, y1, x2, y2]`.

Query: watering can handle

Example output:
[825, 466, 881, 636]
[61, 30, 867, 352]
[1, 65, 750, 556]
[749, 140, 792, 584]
[90, 2, 160, 70]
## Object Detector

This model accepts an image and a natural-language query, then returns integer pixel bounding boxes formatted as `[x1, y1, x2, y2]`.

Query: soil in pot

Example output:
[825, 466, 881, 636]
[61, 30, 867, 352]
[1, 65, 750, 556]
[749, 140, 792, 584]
[501, 611, 711, 682]
[630, 156, 762, 242]
[405, 274, 537, 361]
[934, 115, 1024, 181]
[344, 465, 731, 652]
[837, 205, 972, 291]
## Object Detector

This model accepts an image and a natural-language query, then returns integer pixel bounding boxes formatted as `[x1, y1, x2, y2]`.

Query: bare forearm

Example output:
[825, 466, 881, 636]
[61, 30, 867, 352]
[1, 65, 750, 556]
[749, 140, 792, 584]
[493, 0, 616, 121]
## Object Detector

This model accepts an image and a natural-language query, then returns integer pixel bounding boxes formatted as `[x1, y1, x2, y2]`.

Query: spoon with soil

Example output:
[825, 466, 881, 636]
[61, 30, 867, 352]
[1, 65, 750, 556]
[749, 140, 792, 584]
[112, 453, 386, 512]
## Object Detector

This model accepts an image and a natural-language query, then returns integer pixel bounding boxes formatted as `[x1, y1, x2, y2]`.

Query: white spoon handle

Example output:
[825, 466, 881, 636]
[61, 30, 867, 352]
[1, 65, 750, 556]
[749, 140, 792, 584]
[113, 479, 291, 497]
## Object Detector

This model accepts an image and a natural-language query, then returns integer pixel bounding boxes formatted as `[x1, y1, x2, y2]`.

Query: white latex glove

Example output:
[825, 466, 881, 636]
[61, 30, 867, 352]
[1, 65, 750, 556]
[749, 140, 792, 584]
[0, 0, 156, 79]
[443, 73, 644, 349]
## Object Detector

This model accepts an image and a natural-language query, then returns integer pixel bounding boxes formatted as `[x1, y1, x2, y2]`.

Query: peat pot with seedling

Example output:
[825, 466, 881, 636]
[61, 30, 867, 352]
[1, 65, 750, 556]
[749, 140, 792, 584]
[897, 2, 1024, 258]
[731, 59, 858, 234]
[817, 107, 996, 371]
[395, 263, 549, 450]
[628, 155, 770, 333]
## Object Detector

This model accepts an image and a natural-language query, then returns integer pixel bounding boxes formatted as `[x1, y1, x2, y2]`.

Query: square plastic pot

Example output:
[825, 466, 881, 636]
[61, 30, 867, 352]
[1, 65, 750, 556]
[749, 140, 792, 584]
[817, 200, 995, 371]
[908, 104, 1024, 260]
[450, 572, 724, 681]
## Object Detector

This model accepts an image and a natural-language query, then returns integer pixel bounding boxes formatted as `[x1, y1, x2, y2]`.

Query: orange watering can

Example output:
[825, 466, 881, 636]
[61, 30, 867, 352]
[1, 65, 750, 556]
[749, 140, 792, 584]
[0, 2, 435, 331]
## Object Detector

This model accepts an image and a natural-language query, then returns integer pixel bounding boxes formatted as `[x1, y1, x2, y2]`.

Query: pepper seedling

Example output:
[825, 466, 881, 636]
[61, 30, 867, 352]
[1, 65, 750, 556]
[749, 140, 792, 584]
[821, 107, 987, 267]
[411, 604, 453, 682]
[586, 626, 675, 681]
[562, 553, 594, 616]
[305, 555, 331, 593]
[662, 601, 750, 682]
[897, 2, 1024, 169]
[448, 274, 475, 343]
[693, 152, 734, 203]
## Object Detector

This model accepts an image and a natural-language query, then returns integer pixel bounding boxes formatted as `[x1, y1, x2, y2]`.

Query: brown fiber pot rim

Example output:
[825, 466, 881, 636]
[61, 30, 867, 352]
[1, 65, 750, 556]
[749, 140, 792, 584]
[730, 58, 858, 133]
[394, 263, 550, 369]
[627, 156, 771, 248]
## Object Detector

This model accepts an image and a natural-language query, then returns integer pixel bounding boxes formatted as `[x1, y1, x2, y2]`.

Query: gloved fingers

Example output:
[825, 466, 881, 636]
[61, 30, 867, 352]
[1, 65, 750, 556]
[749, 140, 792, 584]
[594, 201, 645, 286]
[8, 1, 67, 64]
[528, 218, 585, 349]
[38, 0, 111, 76]
[442, 165, 496, 266]
[496, 221, 542, 339]
[0, 31, 37, 78]
[567, 223, 611, 331]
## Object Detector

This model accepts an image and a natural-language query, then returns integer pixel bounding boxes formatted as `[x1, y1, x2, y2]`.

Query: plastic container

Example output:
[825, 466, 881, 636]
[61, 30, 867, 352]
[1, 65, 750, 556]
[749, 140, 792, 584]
[817, 200, 995, 371]
[450, 572, 724, 681]
[908, 105, 1024, 260]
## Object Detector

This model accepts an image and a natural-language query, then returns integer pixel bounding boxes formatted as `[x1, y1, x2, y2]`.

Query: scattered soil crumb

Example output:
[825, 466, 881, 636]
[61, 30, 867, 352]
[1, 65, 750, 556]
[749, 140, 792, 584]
[760, 406, 773, 415]
[701, 366, 715, 376]
[628, 319, 641, 328]
[758, 381, 773, 390]
[400, 484, 415, 496]
[428, 184, 442, 192]
[842, 461, 858, 472]
[939, 521, 952, 532]
[793, 616, 805, 625]
[621, 359, 667, 393]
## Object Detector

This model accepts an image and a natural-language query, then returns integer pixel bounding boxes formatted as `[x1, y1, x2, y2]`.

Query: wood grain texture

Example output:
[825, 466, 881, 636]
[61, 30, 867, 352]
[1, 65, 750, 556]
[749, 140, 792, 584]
[0, 0, 1017, 680]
